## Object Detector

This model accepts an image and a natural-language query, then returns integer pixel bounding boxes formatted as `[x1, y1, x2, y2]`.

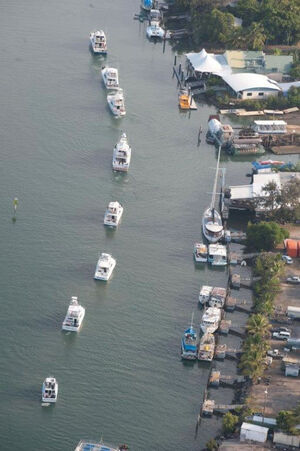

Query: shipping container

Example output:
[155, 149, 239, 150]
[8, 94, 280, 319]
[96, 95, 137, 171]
[285, 239, 298, 258]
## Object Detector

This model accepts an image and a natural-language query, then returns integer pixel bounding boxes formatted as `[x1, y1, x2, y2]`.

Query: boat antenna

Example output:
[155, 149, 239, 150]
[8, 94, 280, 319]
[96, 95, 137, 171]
[210, 145, 221, 215]
[190, 312, 194, 328]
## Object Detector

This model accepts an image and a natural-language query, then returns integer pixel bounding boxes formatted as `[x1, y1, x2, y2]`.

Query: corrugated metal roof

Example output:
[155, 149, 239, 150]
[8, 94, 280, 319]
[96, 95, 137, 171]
[241, 422, 269, 433]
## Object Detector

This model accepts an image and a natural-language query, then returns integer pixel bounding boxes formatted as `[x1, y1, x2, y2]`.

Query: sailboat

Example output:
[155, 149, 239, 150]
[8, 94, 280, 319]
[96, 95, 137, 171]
[202, 146, 224, 243]
[181, 313, 198, 360]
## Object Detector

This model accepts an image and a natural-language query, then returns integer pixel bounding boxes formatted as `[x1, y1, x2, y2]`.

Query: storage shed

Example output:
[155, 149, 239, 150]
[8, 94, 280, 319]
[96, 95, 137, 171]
[273, 432, 300, 448]
[240, 422, 269, 443]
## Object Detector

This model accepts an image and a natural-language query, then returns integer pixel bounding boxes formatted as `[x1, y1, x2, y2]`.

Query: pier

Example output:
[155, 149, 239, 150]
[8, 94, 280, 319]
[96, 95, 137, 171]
[201, 399, 244, 417]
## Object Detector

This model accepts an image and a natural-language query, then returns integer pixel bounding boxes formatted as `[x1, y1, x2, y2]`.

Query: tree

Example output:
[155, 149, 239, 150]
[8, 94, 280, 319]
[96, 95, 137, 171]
[246, 314, 271, 337]
[246, 222, 289, 251]
[277, 409, 300, 434]
[222, 412, 239, 435]
[239, 348, 266, 381]
[244, 22, 266, 50]
[206, 438, 218, 450]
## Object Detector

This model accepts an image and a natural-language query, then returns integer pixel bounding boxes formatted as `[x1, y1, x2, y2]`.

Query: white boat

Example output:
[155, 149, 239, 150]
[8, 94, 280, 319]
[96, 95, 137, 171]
[62, 297, 85, 332]
[181, 314, 198, 360]
[94, 253, 116, 281]
[150, 9, 162, 23]
[112, 133, 131, 172]
[200, 307, 221, 334]
[198, 333, 215, 361]
[194, 242, 208, 262]
[104, 201, 123, 227]
[199, 285, 213, 305]
[107, 88, 126, 117]
[202, 145, 224, 243]
[209, 287, 226, 308]
[89, 30, 107, 54]
[42, 377, 58, 403]
[75, 441, 129, 451]
[101, 67, 119, 89]
[208, 244, 227, 266]
[146, 21, 165, 39]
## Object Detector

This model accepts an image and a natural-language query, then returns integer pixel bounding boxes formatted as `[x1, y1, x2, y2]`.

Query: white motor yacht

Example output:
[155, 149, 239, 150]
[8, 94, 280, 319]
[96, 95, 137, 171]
[101, 67, 119, 89]
[42, 377, 58, 403]
[62, 297, 85, 332]
[199, 285, 213, 305]
[146, 21, 165, 39]
[112, 133, 131, 172]
[104, 201, 123, 227]
[107, 88, 126, 117]
[193, 242, 208, 263]
[202, 207, 224, 243]
[94, 253, 116, 281]
[200, 307, 221, 334]
[208, 244, 227, 266]
[75, 441, 129, 451]
[89, 30, 107, 54]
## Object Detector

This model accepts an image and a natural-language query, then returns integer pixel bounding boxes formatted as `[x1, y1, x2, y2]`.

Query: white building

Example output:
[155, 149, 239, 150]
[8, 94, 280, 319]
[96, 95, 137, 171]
[222, 73, 281, 99]
[240, 423, 268, 443]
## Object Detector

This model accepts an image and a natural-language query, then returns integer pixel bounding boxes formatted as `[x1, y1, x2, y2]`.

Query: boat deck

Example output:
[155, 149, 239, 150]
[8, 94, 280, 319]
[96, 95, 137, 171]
[75, 441, 117, 451]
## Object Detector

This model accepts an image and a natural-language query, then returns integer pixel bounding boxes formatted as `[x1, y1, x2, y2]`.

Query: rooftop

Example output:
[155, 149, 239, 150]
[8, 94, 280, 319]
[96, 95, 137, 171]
[222, 73, 281, 93]
[241, 422, 269, 433]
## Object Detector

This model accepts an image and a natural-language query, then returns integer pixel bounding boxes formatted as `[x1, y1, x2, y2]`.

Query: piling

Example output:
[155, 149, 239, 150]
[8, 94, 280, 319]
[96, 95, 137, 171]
[174, 55, 177, 66]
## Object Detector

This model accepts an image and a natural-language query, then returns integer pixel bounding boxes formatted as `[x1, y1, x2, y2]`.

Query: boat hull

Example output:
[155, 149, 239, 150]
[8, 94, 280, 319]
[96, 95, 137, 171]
[94, 260, 116, 281]
[112, 164, 129, 172]
[200, 324, 219, 334]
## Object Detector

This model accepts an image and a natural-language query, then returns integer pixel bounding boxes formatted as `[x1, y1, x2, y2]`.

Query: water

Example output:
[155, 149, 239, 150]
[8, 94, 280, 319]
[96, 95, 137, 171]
[0, 1, 298, 450]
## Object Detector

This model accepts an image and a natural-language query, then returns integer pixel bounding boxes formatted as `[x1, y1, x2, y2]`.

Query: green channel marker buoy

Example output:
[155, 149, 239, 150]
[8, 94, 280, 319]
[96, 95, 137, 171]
[12, 197, 19, 222]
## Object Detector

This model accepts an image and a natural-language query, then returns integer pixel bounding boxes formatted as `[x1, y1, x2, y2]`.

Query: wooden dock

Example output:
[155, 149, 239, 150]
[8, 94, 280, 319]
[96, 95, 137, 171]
[201, 399, 244, 417]
[272, 145, 300, 155]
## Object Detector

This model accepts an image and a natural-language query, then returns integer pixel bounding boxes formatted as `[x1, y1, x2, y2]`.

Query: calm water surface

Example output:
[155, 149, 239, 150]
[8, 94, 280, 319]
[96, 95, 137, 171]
[1, 1, 297, 450]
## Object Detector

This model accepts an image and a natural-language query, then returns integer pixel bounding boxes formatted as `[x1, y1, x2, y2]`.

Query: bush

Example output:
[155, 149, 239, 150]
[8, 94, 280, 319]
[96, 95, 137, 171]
[206, 438, 218, 450]
[246, 221, 289, 251]
[222, 412, 239, 435]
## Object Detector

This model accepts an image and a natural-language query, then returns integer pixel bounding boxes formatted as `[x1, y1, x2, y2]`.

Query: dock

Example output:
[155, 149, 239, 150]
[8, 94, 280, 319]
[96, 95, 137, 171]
[201, 399, 244, 416]
[219, 319, 231, 334]
[272, 145, 300, 155]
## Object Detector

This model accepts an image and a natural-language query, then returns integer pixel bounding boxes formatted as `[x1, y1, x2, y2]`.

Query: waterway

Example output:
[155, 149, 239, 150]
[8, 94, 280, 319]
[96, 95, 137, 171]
[0, 1, 296, 450]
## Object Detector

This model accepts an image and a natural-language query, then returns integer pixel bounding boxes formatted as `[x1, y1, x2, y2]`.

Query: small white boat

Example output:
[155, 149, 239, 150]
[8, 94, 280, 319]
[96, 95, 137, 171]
[62, 297, 85, 332]
[208, 244, 227, 266]
[199, 285, 213, 305]
[42, 377, 58, 403]
[112, 133, 131, 172]
[150, 9, 162, 23]
[202, 207, 224, 243]
[101, 67, 119, 89]
[75, 441, 129, 451]
[146, 21, 165, 39]
[107, 88, 126, 117]
[209, 287, 226, 308]
[198, 333, 215, 361]
[200, 307, 221, 334]
[89, 30, 107, 54]
[194, 242, 208, 262]
[104, 201, 123, 227]
[94, 253, 116, 281]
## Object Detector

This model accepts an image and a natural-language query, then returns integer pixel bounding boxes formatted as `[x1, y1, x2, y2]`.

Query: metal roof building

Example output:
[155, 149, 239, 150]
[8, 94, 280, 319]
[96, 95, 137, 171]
[222, 73, 281, 99]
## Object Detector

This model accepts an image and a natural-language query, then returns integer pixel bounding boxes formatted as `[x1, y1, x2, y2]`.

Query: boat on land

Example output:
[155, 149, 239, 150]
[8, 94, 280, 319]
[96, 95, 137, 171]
[181, 314, 198, 360]
[62, 297, 85, 332]
[94, 253, 116, 281]
[208, 244, 227, 266]
[107, 88, 126, 117]
[199, 285, 213, 305]
[200, 307, 221, 334]
[89, 30, 107, 54]
[104, 201, 123, 227]
[101, 67, 119, 89]
[202, 145, 224, 243]
[112, 133, 131, 172]
[198, 333, 215, 361]
[42, 377, 58, 403]
[193, 242, 208, 262]
[75, 440, 129, 451]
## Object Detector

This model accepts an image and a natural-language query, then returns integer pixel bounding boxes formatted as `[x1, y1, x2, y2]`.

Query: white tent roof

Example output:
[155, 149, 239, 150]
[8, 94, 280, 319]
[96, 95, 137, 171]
[222, 73, 281, 93]
[186, 49, 230, 75]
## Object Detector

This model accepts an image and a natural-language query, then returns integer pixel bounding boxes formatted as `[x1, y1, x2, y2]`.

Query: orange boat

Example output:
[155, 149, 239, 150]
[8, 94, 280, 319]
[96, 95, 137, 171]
[178, 89, 190, 110]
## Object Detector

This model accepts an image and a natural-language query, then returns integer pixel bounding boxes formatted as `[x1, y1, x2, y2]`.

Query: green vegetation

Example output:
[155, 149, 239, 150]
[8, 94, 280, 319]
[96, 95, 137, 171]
[277, 405, 300, 435]
[222, 412, 239, 435]
[260, 178, 300, 223]
[246, 313, 271, 337]
[205, 438, 218, 450]
[173, 0, 300, 48]
[246, 221, 289, 251]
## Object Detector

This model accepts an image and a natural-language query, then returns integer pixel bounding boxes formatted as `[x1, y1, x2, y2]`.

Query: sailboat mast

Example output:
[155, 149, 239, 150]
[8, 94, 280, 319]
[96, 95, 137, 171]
[210, 145, 221, 211]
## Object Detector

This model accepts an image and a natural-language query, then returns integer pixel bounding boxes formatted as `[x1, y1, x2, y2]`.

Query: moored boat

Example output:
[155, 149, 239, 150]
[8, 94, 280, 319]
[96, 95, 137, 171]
[94, 253, 116, 281]
[200, 307, 221, 334]
[146, 21, 165, 39]
[193, 242, 208, 262]
[199, 285, 213, 305]
[178, 88, 190, 110]
[141, 0, 153, 11]
[112, 133, 131, 172]
[75, 440, 129, 451]
[202, 207, 224, 243]
[42, 377, 58, 403]
[89, 30, 107, 54]
[181, 314, 198, 360]
[208, 244, 227, 266]
[104, 201, 123, 227]
[209, 287, 226, 308]
[107, 88, 126, 117]
[62, 297, 85, 332]
[101, 67, 119, 89]
[198, 332, 215, 361]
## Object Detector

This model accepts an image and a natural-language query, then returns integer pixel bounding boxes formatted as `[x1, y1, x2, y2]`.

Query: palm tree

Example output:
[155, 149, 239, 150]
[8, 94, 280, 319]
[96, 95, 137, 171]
[247, 314, 271, 337]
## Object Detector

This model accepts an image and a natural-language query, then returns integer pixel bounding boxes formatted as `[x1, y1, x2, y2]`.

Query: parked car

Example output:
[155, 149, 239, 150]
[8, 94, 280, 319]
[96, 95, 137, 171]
[272, 331, 291, 340]
[282, 255, 293, 264]
[271, 326, 291, 334]
[286, 276, 300, 284]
